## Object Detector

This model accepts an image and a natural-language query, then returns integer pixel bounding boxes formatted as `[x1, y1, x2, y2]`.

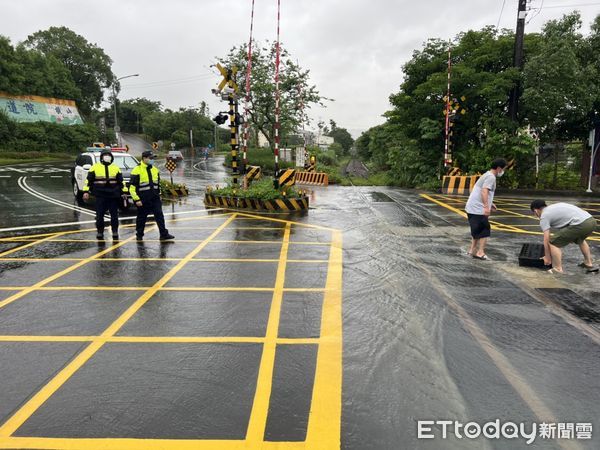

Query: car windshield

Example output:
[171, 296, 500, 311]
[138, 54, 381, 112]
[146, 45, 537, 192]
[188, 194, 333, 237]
[114, 155, 138, 170]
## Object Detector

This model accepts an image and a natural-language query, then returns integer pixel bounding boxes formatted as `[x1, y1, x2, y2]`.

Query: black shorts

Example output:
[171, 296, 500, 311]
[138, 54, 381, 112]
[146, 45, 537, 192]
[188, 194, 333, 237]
[467, 213, 491, 239]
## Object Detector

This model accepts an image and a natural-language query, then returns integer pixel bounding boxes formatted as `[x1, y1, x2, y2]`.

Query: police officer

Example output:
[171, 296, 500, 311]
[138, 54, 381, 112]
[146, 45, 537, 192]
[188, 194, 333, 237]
[83, 148, 128, 240]
[129, 150, 174, 241]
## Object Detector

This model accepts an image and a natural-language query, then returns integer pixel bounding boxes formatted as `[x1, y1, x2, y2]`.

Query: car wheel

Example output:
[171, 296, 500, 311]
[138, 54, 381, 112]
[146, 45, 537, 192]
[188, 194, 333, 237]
[72, 180, 83, 202]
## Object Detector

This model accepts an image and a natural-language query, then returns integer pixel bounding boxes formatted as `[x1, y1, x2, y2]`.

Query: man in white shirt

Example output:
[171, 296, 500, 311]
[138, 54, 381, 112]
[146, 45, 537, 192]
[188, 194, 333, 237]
[465, 158, 507, 260]
[530, 200, 598, 273]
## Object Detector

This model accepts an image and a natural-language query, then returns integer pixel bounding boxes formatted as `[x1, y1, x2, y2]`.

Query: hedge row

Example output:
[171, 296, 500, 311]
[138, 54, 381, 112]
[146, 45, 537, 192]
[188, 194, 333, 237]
[0, 112, 99, 154]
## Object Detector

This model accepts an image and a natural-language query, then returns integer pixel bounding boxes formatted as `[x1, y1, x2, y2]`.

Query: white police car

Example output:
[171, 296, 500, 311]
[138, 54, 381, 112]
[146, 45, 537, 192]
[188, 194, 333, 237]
[71, 147, 139, 207]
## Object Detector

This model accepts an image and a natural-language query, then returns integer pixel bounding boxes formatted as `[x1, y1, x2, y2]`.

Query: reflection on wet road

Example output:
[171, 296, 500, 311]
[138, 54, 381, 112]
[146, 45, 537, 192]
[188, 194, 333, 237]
[0, 154, 598, 449]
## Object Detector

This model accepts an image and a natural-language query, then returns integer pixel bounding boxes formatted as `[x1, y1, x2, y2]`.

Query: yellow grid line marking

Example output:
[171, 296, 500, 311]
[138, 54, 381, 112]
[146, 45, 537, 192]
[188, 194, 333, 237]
[234, 212, 336, 232]
[305, 230, 343, 447]
[0, 438, 306, 449]
[0, 232, 69, 258]
[0, 258, 327, 263]
[0, 231, 149, 310]
[246, 223, 291, 442]
[0, 336, 320, 345]
[1, 238, 332, 245]
[0, 214, 237, 439]
[213, 240, 331, 246]
[0, 286, 327, 292]
[174, 226, 285, 231]
[423, 193, 600, 241]
[0, 214, 341, 448]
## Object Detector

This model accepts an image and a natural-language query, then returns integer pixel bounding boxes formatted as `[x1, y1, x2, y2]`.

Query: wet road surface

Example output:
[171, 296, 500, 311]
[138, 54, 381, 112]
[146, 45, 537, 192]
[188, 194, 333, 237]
[0, 154, 599, 449]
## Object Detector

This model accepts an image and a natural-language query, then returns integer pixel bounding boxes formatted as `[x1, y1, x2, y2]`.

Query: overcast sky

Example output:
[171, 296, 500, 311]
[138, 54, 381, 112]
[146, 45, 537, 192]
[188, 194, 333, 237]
[1, 0, 598, 137]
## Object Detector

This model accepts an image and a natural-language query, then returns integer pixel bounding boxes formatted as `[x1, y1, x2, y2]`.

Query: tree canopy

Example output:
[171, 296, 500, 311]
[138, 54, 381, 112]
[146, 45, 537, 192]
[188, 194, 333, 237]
[23, 26, 115, 117]
[357, 12, 600, 188]
[217, 40, 322, 149]
[0, 36, 80, 101]
[326, 119, 354, 154]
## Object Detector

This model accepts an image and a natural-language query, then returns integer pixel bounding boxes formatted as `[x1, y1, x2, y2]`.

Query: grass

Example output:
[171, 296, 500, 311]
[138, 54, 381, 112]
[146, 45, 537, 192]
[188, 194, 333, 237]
[0, 151, 74, 166]
[340, 172, 394, 186]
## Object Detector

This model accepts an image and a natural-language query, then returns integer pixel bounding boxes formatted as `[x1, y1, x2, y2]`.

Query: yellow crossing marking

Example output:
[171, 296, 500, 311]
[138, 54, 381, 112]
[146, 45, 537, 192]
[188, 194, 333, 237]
[0, 212, 343, 449]
[0, 336, 320, 345]
[0, 231, 148, 310]
[246, 223, 291, 442]
[0, 215, 237, 438]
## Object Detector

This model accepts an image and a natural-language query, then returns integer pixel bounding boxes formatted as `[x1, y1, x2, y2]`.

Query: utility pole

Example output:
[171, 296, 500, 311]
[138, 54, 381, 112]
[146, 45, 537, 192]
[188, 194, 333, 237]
[508, 0, 527, 122]
[112, 73, 139, 146]
[444, 43, 452, 169]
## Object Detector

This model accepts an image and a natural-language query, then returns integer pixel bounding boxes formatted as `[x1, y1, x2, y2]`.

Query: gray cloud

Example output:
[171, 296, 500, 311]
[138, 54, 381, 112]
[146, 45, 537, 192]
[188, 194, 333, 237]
[1, 0, 597, 137]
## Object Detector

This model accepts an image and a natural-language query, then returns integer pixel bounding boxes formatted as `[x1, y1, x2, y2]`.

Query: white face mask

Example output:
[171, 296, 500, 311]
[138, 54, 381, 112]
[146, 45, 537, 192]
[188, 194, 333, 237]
[102, 155, 112, 163]
[146, 159, 154, 166]
[497, 170, 504, 177]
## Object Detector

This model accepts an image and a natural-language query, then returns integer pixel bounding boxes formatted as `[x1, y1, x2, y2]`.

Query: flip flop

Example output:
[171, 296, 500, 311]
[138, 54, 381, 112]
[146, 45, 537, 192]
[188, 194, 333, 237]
[578, 262, 596, 269]
[547, 269, 565, 275]
[472, 254, 488, 260]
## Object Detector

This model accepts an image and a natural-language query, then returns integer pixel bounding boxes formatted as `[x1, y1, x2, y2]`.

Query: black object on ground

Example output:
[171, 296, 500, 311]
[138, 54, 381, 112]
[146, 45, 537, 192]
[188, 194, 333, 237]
[518, 243, 547, 268]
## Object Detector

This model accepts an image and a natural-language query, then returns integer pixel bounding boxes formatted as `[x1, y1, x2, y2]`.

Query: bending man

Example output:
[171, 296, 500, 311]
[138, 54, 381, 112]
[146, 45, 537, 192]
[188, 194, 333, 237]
[530, 200, 598, 273]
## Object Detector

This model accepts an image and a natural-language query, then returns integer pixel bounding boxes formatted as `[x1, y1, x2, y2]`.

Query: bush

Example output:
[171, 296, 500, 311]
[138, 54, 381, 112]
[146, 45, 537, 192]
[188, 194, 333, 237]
[210, 178, 300, 200]
[537, 163, 581, 190]
[0, 112, 99, 153]
[318, 164, 343, 184]
[224, 147, 294, 174]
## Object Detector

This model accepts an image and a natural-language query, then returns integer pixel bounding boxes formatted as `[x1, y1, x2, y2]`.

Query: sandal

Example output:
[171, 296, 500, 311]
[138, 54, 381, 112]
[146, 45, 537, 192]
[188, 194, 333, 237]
[472, 254, 488, 260]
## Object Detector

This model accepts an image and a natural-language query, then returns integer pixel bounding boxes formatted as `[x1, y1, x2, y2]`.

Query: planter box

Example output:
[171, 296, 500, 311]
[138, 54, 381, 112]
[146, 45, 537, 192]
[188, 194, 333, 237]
[204, 193, 309, 212]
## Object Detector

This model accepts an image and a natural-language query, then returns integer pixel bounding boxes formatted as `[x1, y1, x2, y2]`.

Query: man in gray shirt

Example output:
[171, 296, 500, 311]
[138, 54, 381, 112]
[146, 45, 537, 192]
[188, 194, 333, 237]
[530, 200, 598, 273]
[465, 158, 507, 260]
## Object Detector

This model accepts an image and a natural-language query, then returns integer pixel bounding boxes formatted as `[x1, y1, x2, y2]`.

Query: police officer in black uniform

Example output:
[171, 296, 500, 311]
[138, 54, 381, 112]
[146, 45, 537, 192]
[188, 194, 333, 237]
[83, 148, 128, 240]
[129, 150, 175, 241]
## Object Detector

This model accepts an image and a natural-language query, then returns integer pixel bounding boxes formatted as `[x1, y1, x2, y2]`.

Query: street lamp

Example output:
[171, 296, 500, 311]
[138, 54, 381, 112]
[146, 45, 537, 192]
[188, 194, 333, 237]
[112, 73, 139, 146]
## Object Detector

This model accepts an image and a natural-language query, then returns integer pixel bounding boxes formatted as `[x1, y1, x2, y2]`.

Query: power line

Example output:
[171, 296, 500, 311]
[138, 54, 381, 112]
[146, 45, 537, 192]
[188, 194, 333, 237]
[120, 78, 214, 90]
[542, 2, 600, 8]
[120, 73, 214, 88]
[527, 0, 545, 24]
[496, 0, 507, 29]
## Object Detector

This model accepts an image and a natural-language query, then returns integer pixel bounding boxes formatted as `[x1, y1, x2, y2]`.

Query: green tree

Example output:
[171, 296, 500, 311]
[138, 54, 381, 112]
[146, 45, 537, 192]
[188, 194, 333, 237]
[0, 36, 79, 100]
[522, 12, 597, 143]
[326, 119, 354, 154]
[119, 97, 162, 133]
[23, 26, 115, 116]
[218, 40, 322, 150]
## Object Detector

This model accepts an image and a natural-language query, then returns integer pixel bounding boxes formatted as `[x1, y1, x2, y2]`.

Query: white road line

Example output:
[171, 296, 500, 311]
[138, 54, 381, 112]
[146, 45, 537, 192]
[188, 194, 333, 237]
[49, 176, 64, 178]
[0, 176, 11, 178]
[19, 177, 96, 217]
[0, 206, 224, 233]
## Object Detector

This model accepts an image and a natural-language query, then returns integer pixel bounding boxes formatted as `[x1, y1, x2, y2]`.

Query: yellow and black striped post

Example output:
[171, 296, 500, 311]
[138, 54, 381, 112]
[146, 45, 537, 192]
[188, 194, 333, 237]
[278, 168, 296, 190]
[441, 175, 481, 195]
[448, 166, 461, 176]
[244, 165, 261, 184]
